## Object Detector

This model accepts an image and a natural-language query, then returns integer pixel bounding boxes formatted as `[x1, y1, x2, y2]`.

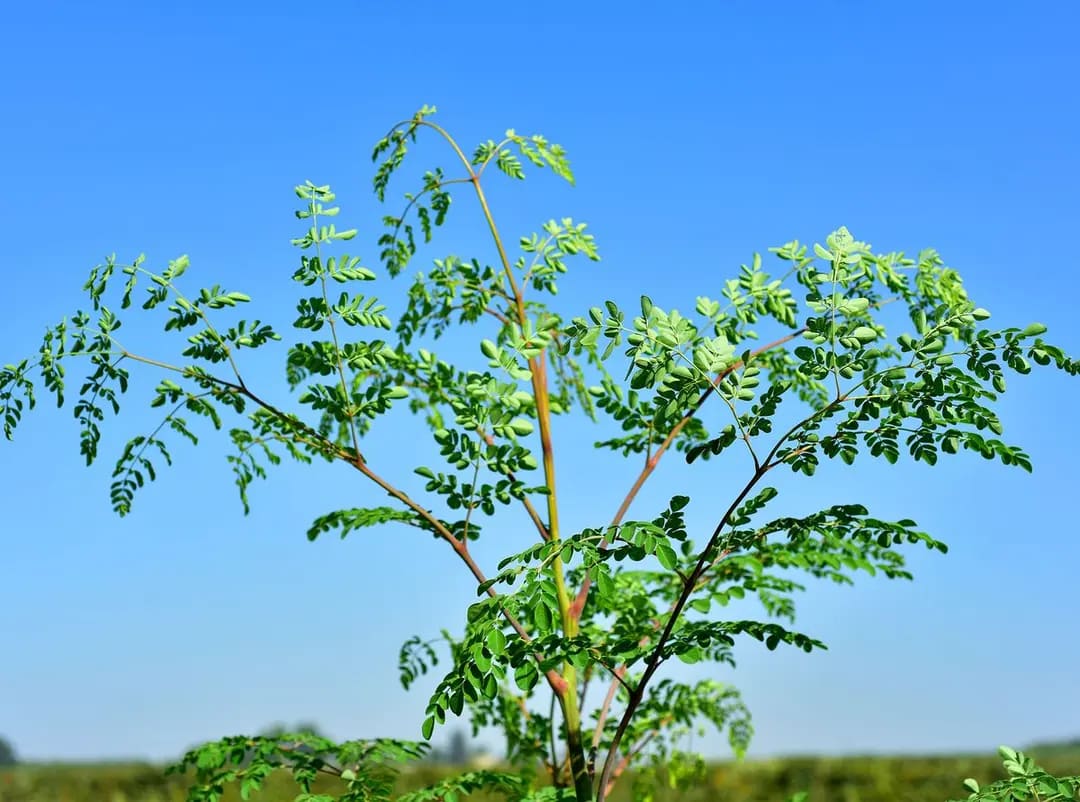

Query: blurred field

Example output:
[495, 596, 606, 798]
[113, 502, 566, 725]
[2, 749, 1078, 802]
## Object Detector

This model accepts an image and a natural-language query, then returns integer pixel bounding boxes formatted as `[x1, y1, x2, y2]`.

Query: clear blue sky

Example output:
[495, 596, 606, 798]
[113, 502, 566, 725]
[2, 0, 1078, 764]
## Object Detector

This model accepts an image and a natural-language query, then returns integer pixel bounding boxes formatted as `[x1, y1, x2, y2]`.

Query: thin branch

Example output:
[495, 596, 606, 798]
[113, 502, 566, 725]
[312, 203, 362, 462]
[134, 267, 246, 387]
[113, 387, 213, 480]
[714, 385, 761, 471]
[380, 174, 473, 261]
[595, 464, 769, 800]
[119, 350, 191, 375]
[415, 119, 480, 176]
[590, 665, 626, 753]
[597, 376, 876, 799]
[460, 126, 593, 802]
[459, 450, 484, 543]
[549, 690, 561, 787]
[477, 426, 550, 542]
[568, 328, 807, 622]
[520, 233, 557, 288]
[120, 345, 572, 696]
[475, 136, 516, 179]
[596, 659, 634, 694]
[274, 742, 345, 777]
[348, 454, 566, 692]
[483, 306, 512, 326]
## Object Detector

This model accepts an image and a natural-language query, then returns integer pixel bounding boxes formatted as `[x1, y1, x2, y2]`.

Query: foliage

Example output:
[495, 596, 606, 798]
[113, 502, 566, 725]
[2, 106, 1077, 802]
[950, 746, 1080, 802]
[3, 749, 1080, 802]
[166, 734, 457, 802]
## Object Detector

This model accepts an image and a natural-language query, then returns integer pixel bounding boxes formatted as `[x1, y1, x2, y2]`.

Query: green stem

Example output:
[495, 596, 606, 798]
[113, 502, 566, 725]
[134, 267, 246, 386]
[399, 118, 600, 798]
[561, 690, 593, 800]
[465, 153, 593, 801]
[311, 200, 362, 462]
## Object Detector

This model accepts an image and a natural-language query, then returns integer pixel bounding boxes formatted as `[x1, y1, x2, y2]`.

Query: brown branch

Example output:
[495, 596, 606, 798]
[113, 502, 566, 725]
[128, 355, 570, 696]
[350, 455, 566, 695]
[590, 665, 626, 753]
[578, 664, 592, 710]
[444, 303, 512, 326]
[596, 387, 853, 801]
[568, 327, 807, 623]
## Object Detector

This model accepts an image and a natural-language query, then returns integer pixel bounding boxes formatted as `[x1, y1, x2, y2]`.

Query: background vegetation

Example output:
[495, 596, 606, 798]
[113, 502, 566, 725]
[3, 745, 1077, 802]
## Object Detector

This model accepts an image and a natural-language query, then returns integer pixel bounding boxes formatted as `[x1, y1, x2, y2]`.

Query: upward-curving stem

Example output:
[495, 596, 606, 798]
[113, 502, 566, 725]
[455, 147, 592, 800]
[405, 119, 594, 799]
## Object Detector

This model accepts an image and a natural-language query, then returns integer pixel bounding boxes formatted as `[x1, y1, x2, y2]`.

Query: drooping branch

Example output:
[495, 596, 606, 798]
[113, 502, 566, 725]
[120, 342, 571, 696]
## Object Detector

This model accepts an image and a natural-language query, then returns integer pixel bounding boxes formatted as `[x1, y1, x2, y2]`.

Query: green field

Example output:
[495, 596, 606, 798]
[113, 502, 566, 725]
[3, 748, 1078, 802]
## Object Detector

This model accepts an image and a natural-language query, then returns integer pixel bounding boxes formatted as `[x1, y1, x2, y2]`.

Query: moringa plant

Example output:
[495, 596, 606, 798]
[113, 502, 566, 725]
[951, 746, 1080, 802]
[3, 106, 1077, 802]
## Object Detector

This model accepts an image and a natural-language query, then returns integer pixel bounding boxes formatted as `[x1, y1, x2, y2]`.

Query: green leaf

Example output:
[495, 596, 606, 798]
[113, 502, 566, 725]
[508, 418, 534, 436]
[486, 628, 507, 656]
[533, 602, 552, 632]
[655, 541, 679, 570]
[513, 662, 539, 691]
[850, 326, 877, 343]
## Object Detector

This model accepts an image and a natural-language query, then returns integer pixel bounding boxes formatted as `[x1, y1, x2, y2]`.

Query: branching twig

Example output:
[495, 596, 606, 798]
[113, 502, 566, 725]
[568, 328, 806, 622]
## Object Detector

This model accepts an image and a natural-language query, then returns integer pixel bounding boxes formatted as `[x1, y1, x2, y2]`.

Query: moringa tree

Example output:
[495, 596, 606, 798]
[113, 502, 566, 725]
[2, 107, 1077, 802]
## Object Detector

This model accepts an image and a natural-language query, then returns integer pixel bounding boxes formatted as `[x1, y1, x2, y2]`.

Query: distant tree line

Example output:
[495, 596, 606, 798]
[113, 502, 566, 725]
[1027, 736, 1080, 756]
[0, 735, 17, 766]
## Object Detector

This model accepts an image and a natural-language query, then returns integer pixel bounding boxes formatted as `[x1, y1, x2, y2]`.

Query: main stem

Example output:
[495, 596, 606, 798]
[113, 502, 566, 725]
[420, 120, 593, 798]
[469, 172, 593, 801]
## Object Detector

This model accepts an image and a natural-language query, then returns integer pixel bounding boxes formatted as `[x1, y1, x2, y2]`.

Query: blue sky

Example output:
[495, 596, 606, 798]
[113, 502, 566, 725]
[1, 0, 1078, 764]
